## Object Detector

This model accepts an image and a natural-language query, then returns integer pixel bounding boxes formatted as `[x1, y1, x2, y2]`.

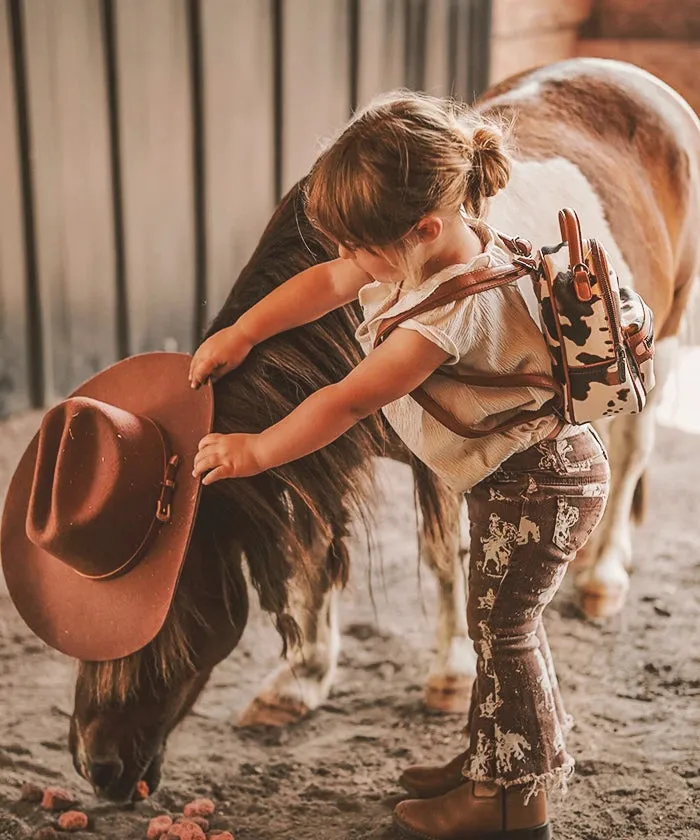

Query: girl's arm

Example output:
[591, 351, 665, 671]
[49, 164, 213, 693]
[189, 259, 369, 387]
[238, 258, 370, 344]
[193, 328, 452, 483]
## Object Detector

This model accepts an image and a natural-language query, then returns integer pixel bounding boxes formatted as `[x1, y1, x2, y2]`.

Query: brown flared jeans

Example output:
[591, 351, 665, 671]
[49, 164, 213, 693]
[462, 425, 610, 799]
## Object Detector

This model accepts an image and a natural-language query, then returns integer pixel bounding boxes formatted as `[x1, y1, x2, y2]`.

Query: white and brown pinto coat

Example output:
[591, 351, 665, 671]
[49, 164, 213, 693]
[484, 58, 700, 620]
[241, 58, 700, 726]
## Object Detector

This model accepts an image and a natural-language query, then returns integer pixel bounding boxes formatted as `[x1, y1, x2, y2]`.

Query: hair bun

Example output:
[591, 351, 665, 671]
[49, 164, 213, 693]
[468, 124, 510, 200]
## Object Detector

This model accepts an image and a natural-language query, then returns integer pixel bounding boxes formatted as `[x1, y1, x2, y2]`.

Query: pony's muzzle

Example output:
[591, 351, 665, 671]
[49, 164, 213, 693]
[89, 756, 124, 793]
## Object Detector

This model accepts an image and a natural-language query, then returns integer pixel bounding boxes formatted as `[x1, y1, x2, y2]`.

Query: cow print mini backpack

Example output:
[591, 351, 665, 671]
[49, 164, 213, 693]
[373, 207, 656, 435]
[517, 208, 655, 423]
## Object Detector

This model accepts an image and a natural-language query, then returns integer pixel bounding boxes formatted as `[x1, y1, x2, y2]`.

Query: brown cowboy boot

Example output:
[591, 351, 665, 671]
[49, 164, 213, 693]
[393, 780, 550, 840]
[398, 750, 469, 799]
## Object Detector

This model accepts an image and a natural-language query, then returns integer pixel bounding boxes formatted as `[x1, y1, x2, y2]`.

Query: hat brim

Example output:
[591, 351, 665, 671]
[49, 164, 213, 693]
[1, 352, 214, 661]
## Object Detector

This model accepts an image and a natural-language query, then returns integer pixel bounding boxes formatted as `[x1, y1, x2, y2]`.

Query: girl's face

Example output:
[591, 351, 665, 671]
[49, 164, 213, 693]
[337, 243, 408, 284]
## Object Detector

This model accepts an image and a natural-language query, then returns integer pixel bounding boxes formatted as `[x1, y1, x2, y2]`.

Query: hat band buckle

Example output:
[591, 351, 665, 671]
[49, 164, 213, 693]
[156, 455, 180, 523]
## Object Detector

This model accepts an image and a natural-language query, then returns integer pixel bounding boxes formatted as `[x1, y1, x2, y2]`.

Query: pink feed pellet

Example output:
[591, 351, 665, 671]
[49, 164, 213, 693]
[133, 780, 150, 801]
[146, 815, 173, 839]
[57, 810, 89, 831]
[165, 821, 206, 840]
[41, 787, 76, 812]
[183, 798, 215, 818]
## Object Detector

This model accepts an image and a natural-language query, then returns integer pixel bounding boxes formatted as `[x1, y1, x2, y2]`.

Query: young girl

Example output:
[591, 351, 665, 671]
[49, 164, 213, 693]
[189, 92, 609, 840]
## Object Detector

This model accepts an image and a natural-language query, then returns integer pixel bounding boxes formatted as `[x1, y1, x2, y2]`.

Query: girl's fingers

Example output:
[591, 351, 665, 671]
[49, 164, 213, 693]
[193, 448, 219, 470]
[197, 433, 223, 450]
[190, 355, 231, 389]
[190, 361, 210, 388]
[201, 465, 233, 485]
[189, 353, 217, 382]
[193, 452, 224, 477]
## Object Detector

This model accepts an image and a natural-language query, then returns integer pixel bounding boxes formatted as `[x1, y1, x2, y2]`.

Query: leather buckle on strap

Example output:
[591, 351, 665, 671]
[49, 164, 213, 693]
[156, 455, 180, 523]
[572, 262, 593, 302]
[513, 256, 539, 273]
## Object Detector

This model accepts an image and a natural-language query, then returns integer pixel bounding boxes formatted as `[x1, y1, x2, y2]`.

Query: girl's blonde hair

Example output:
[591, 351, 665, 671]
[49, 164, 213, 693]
[304, 90, 511, 283]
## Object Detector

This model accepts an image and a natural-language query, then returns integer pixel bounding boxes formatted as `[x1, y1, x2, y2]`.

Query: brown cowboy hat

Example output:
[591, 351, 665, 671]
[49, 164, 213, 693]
[1, 352, 213, 662]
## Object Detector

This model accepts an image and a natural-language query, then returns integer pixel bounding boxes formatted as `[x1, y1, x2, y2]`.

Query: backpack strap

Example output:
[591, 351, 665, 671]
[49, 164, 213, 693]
[374, 263, 530, 346]
[409, 386, 557, 439]
[372, 262, 562, 439]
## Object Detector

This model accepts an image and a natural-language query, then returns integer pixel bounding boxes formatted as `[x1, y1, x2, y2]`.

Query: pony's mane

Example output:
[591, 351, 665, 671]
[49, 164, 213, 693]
[81, 185, 395, 704]
[203, 184, 391, 616]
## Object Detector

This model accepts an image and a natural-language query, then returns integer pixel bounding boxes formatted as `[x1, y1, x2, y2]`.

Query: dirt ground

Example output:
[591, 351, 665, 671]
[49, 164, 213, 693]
[1, 396, 699, 840]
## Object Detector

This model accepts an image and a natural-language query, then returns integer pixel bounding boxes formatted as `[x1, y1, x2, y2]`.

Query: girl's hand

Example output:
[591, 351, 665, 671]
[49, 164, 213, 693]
[193, 433, 266, 484]
[189, 325, 253, 389]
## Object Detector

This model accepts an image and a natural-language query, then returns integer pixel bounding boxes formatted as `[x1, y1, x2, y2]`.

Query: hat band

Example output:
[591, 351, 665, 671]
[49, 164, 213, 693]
[73, 449, 181, 582]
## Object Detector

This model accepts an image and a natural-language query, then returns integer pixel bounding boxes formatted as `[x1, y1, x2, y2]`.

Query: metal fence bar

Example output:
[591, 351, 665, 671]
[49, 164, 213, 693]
[187, 0, 208, 346]
[0, 1, 28, 418]
[8, 0, 42, 409]
[348, 0, 360, 113]
[101, 0, 129, 361]
[447, 0, 460, 100]
[272, 0, 283, 203]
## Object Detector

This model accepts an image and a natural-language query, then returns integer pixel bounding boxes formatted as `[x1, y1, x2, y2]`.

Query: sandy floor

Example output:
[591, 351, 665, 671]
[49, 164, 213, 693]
[1, 357, 700, 840]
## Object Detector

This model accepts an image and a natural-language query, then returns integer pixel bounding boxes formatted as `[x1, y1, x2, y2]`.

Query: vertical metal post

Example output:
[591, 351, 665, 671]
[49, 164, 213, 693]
[272, 0, 284, 202]
[188, 0, 207, 346]
[8, 0, 42, 407]
[348, 0, 360, 113]
[101, 0, 129, 359]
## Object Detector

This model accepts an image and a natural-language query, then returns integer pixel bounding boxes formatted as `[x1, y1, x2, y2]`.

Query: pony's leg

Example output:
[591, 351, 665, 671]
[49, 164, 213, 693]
[420, 491, 477, 713]
[574, 336, 679, 618]
[238, 532, 341, 727]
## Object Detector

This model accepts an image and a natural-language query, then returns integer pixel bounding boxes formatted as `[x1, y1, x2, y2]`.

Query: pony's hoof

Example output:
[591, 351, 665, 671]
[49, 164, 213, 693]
[576, 585, 628, 619]
[424, 675, 474, 714]
[575, 559, 630, 619]
[237, 696, 310, 728]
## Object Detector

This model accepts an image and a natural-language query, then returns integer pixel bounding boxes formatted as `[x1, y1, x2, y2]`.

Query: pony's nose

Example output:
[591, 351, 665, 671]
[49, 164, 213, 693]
[89, 757, 124, 791]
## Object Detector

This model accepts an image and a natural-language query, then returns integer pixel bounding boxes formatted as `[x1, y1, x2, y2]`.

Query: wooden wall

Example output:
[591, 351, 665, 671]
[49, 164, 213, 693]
[0, 0, 492, 416]
[587, 0, 700, 40]
[489, 0, 592, 84]
[579, 0, 700, 116]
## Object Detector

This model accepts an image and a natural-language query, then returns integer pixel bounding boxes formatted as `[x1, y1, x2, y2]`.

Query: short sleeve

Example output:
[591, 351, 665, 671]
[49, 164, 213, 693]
[396, 296, 477, 366]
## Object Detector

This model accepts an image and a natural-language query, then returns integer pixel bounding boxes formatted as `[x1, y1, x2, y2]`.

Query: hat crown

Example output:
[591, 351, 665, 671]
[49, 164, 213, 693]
[25, 397, 168, 579]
